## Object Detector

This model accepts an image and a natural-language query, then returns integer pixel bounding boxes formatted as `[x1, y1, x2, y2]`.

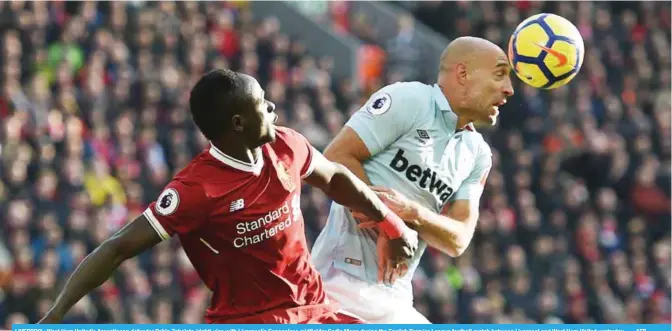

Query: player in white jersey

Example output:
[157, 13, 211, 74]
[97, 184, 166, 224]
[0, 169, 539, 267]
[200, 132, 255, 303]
[311, 37, 515, 323]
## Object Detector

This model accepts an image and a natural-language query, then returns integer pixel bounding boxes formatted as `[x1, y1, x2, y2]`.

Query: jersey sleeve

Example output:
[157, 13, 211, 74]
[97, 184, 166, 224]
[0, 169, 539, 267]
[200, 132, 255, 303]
[143, 181, 212, 240]
[452, 142, 493, 202]
[346, 82, 424, 156]
[281, 128, 316, 179]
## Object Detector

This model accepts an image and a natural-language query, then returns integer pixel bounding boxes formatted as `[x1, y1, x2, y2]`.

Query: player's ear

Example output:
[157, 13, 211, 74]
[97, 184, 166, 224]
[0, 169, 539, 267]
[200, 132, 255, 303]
[456, 63, 468, 85]
[231, 114, 244, 132]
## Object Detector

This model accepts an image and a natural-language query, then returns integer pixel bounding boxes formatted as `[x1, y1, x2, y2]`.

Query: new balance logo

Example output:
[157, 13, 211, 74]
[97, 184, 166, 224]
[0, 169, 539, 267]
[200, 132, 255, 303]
[230, 199, 245, 212]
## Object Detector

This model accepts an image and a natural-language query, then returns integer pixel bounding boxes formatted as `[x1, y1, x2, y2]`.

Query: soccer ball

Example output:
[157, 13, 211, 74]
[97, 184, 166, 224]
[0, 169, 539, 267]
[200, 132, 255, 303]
[508, 13, 585, 89]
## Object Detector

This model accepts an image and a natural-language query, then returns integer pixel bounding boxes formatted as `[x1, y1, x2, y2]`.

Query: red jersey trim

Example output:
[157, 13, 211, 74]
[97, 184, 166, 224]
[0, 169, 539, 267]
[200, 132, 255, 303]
[143, 208, 171, 240]
[209, 144, 264, 175]
[300, 147, 318, 179]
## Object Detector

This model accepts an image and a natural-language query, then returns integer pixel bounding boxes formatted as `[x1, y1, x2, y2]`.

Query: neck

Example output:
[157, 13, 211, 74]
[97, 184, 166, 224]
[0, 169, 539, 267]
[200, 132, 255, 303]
[454, 111, 472, 130]
[440, 84, 472, 130]
[211, 138, 260, 164]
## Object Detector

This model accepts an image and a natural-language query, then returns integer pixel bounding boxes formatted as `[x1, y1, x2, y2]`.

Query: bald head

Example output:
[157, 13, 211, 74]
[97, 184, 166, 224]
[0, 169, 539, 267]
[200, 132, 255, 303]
[436, 36, 514, 128]
[440, 36, 506, 68]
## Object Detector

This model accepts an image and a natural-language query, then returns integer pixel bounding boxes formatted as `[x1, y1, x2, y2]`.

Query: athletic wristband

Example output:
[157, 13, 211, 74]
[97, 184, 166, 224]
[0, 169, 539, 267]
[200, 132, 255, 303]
[379, 212, 406, 239]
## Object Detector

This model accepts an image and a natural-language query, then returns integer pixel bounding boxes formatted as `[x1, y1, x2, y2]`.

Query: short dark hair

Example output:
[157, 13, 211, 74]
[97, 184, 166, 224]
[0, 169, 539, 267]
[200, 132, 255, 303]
[189, 69, 248, 141]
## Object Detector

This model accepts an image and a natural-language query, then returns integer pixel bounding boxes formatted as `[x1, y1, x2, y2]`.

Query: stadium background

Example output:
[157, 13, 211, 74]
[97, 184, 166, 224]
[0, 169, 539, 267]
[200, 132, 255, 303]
[0, 1, 670, 325]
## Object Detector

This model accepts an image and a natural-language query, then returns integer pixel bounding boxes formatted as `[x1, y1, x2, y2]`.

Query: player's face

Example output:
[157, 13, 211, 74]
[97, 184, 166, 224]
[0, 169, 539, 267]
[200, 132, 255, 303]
[465, 52, 514, 126]
[239, 75, 278, 146]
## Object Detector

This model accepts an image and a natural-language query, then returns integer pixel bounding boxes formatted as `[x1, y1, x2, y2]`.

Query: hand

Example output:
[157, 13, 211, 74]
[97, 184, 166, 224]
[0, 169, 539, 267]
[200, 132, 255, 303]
[355, 187, 418, 222]
[350, 186, 419, 285]
[373, 234, 403, 285]
[360, 221, 418, 286]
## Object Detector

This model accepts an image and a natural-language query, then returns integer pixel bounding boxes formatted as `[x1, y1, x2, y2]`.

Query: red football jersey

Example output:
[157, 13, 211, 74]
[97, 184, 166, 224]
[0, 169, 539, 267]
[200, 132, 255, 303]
[143, 127, 341, 323]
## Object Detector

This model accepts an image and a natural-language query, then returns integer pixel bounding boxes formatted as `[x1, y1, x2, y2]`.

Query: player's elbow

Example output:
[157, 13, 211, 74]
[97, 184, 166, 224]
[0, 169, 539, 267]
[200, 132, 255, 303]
[441, 226, 474, 258]
[446, 241, 469, 258]
[323, 145, 354, 165]
[323, 128, 370, 164]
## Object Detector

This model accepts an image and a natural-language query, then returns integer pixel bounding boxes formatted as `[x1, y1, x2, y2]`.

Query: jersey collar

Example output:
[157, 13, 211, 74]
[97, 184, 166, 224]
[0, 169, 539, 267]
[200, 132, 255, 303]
[209, 143, 264, 175]
[433, 83, 475, 133]
[434, 83, 459, 132]
[432, 84, 451, 112]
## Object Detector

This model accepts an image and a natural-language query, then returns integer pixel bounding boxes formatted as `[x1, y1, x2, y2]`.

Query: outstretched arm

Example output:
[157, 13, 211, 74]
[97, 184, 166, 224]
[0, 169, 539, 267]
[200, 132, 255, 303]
[356, 187, 480, 257]
[303, 149, 418, 272]
[39, 215, 162, 323]
[364, 148, 492, 257]
[304, 149, 387, 222]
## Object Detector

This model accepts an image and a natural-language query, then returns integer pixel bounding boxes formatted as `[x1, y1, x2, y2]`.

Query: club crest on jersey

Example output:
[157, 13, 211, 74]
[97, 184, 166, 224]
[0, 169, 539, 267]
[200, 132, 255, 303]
[365, 92, 392, 115]
[156, 188, 179, 216]
[276, 162, 296, 192]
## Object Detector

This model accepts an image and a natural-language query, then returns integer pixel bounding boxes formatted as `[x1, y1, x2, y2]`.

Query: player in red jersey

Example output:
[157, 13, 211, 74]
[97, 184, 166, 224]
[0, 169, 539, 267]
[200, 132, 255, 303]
[38, 69, 418, 324]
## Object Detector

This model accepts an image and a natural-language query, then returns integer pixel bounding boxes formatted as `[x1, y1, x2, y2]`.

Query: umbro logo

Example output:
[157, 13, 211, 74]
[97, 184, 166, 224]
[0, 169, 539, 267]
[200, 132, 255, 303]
[416, 129, 430, 143]
[230, 199, 245, 212]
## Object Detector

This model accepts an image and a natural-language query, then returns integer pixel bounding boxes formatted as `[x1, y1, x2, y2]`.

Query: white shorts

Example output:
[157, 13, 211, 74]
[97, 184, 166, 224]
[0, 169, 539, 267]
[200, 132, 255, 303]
[321, 265, 431, 324]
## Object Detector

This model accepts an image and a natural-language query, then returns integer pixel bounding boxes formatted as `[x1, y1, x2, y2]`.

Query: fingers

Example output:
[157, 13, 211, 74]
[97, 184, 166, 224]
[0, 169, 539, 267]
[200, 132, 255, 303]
[383, 260, 393, 286]
[405, 245, 415, 258]
[352, 210, 375, 228]
[377, 192, 404, 207]
[357, 221, 378, 229]
[391, 264, 404, 283]
[384, 259, 404, 286]
[370, 186, 392, 193]
[381, 259, 409, 286]
[377, 256, 398, 286]
[377, 249, 385, 284]
[377, 193, 395, 203]
[351, 210, 368, 221]
[398, 263, 409, 278]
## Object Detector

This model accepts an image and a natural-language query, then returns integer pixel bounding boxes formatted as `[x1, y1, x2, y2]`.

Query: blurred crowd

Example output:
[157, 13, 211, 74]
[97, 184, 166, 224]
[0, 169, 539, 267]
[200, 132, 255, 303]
[0, 1, 670, 326]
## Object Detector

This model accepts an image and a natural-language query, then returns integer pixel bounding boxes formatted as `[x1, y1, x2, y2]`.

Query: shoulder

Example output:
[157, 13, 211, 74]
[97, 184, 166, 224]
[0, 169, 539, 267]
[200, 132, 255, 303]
[364, 81, 433, 115]
[269, 126, 313, 159]
[179, 152, 226, 182]
[168, 161, 210, 196]
[378, 81, 432, 95]
[461, 130, 493, 159]
[172, 152, 240, 197]
[273, 126, 301, 140]
[380, 81, 432, 96]
[271, 126, 309, 149]
[154, 177, 210, 217]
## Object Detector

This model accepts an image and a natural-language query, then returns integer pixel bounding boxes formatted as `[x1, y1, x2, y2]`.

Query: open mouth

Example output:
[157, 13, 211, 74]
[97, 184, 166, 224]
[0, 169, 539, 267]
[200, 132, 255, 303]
[491, 100, 507, 114]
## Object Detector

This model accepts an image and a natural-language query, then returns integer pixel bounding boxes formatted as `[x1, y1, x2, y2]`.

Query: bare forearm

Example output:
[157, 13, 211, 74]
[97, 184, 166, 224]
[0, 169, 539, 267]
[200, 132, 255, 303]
[323, 164, 388, 221]
[407, 206, 475, 257]
[44, 240, 126, 320]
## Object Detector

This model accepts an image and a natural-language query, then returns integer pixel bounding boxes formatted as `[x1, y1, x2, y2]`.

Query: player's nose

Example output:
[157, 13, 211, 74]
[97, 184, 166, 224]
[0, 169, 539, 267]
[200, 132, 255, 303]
[503, 77, 514, 97]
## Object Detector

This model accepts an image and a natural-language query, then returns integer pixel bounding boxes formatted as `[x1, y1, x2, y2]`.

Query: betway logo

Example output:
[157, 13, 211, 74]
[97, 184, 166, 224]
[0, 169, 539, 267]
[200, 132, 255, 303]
[389, 149, 454, 204]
